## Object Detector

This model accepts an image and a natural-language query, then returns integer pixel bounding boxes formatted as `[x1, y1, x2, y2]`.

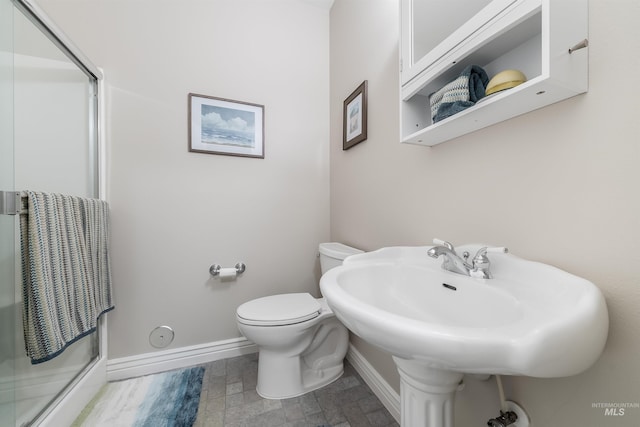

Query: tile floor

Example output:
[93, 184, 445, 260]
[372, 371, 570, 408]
[193, 353, 399, 427]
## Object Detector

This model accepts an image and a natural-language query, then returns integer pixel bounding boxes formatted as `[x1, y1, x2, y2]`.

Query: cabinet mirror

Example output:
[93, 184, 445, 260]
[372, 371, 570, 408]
[411, 0, 492, 66]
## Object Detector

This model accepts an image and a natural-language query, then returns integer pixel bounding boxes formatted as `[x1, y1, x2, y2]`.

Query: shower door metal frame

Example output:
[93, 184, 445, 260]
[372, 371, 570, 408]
[12, 0, 104, 197]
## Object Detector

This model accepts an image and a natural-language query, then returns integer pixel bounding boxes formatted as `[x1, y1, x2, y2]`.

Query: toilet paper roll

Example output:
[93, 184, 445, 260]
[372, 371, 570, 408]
[218, 267, 237, 280]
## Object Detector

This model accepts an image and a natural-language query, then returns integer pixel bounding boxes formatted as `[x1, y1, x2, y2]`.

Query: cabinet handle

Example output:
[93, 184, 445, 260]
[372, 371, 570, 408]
[568, 39, 588, 54]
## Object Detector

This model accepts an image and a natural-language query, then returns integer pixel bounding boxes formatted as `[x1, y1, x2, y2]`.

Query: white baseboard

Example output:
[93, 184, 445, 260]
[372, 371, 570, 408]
[28, 336, 398, 425]
[107, 337, 258, 381]
[107, 339, 401, 422]
[346, 344, 401, 423]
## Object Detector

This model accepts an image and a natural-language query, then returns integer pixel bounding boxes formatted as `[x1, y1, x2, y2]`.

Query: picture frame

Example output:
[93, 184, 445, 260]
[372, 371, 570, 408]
[343, 80, 368, 150]
[188, 93, 264, 158]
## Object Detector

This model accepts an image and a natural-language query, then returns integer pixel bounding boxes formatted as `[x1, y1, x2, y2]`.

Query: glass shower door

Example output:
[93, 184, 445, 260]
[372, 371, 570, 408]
[0, 0, 16, 425]
[2, 0, 103, 424]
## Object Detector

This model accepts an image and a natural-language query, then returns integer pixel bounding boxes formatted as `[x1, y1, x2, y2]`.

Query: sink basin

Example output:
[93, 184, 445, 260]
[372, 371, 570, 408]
[321, 245, 608, 377]
[320, 245, 609, 426]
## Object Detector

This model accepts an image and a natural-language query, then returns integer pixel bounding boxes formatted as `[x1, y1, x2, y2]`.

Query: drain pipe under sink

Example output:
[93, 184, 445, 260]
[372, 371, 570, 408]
[486, 375, 530, 427]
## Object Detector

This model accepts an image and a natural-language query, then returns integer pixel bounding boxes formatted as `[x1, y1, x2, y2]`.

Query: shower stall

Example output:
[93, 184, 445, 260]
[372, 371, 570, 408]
[0, 0, 107, 425]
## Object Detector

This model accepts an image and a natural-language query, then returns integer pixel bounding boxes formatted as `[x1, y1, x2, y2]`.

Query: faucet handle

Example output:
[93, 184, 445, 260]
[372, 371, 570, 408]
[433, 238, 455, 251]
[470, 247, 508, 279]
[473, 246, 508, 261]
[484, 246, 508, 254]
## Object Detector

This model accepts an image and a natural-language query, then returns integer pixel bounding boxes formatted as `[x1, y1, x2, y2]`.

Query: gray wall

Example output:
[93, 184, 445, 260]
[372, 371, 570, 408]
[38, 0, 332, 359]
[330, 0, 640, 426]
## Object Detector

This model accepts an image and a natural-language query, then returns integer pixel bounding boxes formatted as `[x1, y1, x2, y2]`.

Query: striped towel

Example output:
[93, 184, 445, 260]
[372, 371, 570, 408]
[20, 191, 114, 364]
[429, 64, 489, 123]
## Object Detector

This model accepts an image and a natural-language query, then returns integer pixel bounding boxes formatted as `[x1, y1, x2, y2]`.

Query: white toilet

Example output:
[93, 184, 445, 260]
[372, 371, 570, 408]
[236, 242, 362, 399]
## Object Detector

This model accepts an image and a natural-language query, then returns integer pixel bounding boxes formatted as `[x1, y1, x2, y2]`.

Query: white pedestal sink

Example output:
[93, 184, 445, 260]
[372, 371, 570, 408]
[394, 358, 463, 427]
[319, 245, 608, 427]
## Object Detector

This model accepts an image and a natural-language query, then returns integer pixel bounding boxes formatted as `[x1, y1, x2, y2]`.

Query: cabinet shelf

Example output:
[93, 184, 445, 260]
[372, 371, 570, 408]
[400, 0, 588, 147]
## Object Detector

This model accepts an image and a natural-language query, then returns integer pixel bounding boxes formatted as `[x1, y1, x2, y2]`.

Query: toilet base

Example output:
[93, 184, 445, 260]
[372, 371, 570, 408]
[255, 349, 345, 399]
[237, 296, 350, 400]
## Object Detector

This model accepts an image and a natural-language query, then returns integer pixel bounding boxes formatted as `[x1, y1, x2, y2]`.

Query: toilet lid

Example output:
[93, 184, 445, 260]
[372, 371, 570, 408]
[237, 293, 321, 326]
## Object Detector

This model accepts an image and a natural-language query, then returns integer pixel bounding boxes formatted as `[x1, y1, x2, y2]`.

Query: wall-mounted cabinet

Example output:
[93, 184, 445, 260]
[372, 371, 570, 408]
[400, 0, 588, 146]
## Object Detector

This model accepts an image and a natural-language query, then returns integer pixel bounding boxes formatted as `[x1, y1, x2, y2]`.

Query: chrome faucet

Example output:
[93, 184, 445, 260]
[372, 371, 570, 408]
[427, 244, 471, 276]
[427, 239, 508, 279]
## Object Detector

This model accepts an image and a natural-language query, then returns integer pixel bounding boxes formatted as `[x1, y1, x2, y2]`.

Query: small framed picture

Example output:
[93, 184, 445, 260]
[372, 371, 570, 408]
[188, 93, 264, 158]
[343, 80, 368, 150]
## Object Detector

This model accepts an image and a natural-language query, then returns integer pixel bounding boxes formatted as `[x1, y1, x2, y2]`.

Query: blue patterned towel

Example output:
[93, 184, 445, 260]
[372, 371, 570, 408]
[429, 65, 489, 123]
[20, 191, 114, 364]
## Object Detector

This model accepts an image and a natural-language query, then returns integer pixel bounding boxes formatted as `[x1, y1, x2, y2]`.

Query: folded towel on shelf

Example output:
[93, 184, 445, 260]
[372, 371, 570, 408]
[429, 65, 489, 123]
[20, 191, 114, 364]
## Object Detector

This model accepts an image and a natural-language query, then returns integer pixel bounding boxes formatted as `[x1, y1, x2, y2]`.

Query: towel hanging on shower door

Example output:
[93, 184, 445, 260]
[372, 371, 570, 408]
[19, 191, 114, 364]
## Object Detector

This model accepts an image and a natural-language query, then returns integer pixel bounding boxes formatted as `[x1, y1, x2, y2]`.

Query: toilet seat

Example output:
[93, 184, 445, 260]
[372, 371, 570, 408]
[237, 293, 321, 326]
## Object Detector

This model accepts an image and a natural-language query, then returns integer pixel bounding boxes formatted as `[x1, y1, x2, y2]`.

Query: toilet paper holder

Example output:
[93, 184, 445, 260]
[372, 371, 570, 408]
[209, 262, 246, 277]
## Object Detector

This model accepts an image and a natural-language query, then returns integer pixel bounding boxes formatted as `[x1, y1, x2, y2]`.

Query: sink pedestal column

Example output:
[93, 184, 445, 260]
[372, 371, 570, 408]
[393, 357, 463, 427]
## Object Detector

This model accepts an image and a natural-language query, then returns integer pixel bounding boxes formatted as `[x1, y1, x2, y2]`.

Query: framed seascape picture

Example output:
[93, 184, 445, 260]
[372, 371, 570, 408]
[188, 93, 264, 158]
[343, 80, 368, 150]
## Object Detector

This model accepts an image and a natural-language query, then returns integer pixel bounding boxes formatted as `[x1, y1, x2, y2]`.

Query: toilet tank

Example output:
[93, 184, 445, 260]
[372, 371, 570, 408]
[319, 242, 363, 274]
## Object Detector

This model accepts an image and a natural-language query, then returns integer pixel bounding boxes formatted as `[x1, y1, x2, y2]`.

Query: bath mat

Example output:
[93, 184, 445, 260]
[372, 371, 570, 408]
[72, 366, 205, 427]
